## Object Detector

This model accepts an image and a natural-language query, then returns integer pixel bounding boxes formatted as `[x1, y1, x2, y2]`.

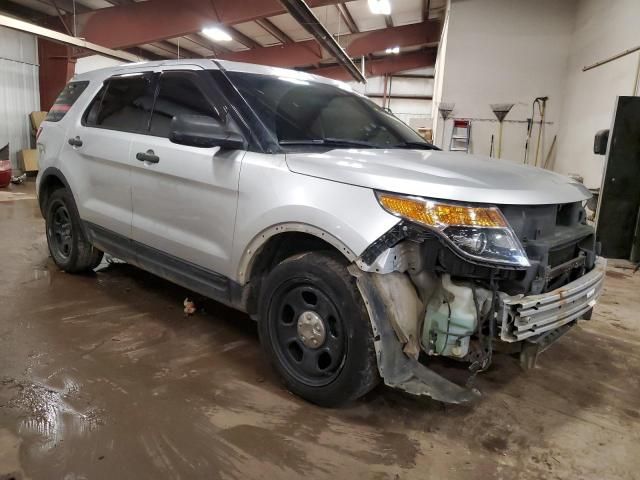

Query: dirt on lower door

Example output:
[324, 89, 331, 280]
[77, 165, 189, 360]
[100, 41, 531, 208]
[1, 181, 639, 480]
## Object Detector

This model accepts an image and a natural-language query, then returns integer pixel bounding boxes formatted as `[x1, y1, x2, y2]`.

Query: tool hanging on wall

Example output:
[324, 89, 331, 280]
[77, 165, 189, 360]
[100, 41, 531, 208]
[533, 96, 548, 167]
[490, 103, 514, 158]
[523, 96, 548, 165]
[489, 134, 494, 157]
[523, 118, 533, 163]
[438, 103, 455, 149]
[543, 134, 557, 170]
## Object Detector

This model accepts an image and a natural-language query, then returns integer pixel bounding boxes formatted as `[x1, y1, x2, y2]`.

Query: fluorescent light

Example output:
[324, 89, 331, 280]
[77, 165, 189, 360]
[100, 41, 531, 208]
[368, 0, 391, 15]
[385, 46, 400, 54]
[201, 27, 232, 42]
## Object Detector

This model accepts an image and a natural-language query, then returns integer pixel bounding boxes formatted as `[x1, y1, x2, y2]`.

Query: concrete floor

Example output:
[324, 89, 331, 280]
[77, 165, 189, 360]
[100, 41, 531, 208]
[1, 181, 639, 480]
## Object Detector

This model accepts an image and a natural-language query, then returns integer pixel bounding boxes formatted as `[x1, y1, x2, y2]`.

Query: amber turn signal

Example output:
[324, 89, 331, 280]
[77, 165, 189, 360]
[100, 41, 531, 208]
[377, 194, 507, 229]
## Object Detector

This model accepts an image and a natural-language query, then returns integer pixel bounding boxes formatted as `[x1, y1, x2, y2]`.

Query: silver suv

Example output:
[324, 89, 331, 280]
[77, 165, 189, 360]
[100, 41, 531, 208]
[36, 60, 605, 406]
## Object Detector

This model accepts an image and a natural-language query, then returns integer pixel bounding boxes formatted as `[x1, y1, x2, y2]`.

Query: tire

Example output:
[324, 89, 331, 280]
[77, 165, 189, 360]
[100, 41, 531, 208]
[45, 188, 103, 273]
[258, 251, 379, 407]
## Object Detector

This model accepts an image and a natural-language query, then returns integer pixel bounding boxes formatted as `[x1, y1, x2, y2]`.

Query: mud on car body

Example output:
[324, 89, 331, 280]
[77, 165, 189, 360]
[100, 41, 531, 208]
[36, 59, 604, 406]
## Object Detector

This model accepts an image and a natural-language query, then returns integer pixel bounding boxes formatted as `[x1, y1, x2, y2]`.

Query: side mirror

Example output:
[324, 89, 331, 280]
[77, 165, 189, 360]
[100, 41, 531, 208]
[170, 114, 245, 149]
[593, 129, 609, 155]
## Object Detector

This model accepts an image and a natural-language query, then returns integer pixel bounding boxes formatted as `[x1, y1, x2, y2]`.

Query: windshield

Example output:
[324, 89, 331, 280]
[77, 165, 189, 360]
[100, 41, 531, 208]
[224, 71, 436, 151]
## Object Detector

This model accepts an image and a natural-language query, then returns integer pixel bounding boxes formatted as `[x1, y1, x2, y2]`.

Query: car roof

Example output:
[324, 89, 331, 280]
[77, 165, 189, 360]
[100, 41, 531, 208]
[71, 58, 355, 91]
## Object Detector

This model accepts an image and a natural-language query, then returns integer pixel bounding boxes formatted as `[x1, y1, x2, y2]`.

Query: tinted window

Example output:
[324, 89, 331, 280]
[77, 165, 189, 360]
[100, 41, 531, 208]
[226, 72, 430, 149]
[84, 85, 107, 125]
[46, 81, 89, 122]
[85, 74, 155, 132]
[150, 72, 219, 138]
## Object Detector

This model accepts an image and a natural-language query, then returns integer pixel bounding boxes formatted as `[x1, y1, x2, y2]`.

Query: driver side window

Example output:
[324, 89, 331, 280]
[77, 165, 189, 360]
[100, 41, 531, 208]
[149, 72, 220, 138]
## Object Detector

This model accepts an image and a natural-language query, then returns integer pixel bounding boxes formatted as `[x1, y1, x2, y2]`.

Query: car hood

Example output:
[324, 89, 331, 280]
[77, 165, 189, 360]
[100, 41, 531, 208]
[285, 149, 591, 205]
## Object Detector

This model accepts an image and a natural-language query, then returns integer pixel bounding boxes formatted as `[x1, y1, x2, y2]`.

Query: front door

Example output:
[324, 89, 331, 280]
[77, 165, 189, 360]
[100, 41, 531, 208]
[130, 67, 243, 278]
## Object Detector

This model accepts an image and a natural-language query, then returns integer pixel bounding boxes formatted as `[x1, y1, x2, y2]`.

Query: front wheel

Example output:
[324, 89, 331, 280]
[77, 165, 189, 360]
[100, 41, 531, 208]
[45, 188, 103, 273]
[258, 251, 379, 407]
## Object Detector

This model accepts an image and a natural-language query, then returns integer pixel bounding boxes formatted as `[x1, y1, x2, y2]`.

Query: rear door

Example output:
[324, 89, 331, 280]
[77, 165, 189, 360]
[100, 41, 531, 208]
[129, 66, 244, 278]
[63, 72, 155, 238]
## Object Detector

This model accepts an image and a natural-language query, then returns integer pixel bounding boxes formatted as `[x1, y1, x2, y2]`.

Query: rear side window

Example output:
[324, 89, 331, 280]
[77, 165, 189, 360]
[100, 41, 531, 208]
[84, 74, 155, 133]
[45, 81, 89, 122]
[149, 71, 220, 138]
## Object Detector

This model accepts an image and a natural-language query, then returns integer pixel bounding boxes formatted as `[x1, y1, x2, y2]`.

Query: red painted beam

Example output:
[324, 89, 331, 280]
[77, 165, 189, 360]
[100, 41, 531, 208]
[75, 0, 350, 49]
[39, 39, 75, 110]
[347, 20, 440, 57]
[220, 40, 321, 67]
[309, 50, 436, 81]
[217, 21, 440, 68]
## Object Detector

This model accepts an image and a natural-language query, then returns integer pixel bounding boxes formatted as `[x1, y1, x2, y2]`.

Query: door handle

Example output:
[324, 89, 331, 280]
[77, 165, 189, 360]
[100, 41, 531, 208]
[136, 149, 160, 164]
[68, 136, 83, 147]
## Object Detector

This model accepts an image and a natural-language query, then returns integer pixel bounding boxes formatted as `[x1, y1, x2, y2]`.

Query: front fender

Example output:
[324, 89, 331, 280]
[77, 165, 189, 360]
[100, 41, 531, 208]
[237, 222, 357, 285]
[231, 152, 399, 284]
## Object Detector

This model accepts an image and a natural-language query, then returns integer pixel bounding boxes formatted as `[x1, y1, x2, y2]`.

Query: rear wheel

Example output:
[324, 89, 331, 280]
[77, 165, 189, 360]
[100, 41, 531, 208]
[258, 251, 378, 407]
[45, 188, 103, 273]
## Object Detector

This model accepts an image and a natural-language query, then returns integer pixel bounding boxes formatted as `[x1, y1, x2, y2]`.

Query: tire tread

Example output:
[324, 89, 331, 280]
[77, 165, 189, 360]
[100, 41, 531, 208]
[258, 250, 379, 406]
[46, 188, 103, 273]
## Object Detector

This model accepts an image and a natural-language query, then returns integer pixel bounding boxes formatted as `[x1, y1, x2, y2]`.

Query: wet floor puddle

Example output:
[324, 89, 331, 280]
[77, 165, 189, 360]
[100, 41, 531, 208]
[0, 376, 104, 448]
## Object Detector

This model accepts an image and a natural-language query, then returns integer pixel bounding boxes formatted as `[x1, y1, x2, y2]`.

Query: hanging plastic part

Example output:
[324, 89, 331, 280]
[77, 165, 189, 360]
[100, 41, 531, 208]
[466, 276, 499, 388]
[350, 266, 480, 404]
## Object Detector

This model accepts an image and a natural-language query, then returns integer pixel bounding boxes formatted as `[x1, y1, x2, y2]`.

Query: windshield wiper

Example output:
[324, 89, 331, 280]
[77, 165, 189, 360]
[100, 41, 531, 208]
[279, 138, 381, 148]
[393, 141, 440, 150]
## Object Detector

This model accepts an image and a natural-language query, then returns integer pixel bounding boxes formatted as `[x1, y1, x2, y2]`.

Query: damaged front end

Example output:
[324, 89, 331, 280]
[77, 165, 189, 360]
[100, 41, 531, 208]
[351, 195, 606, 404]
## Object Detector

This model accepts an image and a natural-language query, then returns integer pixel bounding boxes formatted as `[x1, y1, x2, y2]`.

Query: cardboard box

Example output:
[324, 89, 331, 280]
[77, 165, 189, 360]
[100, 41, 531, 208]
[20, 149, 39, 172]
[417, 128, 433, 143]
[30, 111, 48, 134]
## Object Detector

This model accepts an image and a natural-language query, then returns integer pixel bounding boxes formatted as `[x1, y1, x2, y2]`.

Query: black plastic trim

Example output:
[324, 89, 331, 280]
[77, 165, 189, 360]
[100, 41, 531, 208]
[360, 220, 524, 271]
[38, 167, 74, 213]
[84, 221, 245, 310]
[209, 66, 280, 154]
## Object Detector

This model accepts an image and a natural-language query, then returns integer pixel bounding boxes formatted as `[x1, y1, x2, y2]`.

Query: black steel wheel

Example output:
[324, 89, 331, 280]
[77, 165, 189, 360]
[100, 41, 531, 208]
[45, 188, 103, 273]
[49, 201, 73, 259]
[258, 251, 379, 407]
[269, 283, 347, 387]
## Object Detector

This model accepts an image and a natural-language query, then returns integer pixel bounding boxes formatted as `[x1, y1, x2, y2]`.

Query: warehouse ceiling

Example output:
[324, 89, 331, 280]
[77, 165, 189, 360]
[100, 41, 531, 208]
[1, 0, 444, 80]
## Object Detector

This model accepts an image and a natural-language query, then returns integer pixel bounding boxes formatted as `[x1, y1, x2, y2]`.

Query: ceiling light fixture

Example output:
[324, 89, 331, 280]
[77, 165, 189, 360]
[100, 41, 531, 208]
[368, 0, 391, 15]
[385, 46, 400, 54]
[201, 27, 232, 42]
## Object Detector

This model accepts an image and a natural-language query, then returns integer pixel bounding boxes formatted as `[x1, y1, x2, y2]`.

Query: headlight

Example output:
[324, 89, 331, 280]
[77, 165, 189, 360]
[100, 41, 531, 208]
[376, 192, 530, 267]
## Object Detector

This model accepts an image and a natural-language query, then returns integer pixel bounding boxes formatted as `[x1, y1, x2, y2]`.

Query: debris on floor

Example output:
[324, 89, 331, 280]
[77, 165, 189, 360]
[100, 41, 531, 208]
[10, 174, 27, 185]
[183, 297, 196, 316]
[104, 254, 126, 265]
